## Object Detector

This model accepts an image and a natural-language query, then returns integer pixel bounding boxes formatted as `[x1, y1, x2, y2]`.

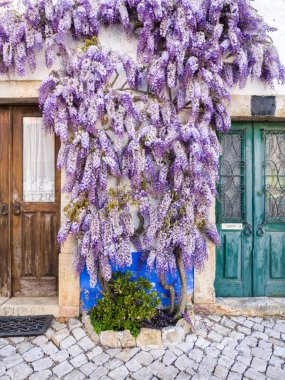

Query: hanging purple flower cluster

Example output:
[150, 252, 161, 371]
[11, 0, 284, 300]
[0, 0, 98, 75]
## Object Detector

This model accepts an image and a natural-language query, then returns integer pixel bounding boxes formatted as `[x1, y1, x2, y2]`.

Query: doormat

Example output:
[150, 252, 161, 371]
[0, 315, 53, 337]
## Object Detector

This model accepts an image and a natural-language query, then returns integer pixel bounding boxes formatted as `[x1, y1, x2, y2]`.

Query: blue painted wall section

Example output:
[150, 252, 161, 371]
[80, 252, 194, 312]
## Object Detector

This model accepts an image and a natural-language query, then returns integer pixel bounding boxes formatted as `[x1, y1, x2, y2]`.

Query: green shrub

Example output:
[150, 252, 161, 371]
[89, 271, 160, 337]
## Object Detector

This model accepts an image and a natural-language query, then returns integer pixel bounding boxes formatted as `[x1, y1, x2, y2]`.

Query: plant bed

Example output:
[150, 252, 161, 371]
[84, 271, 194, 348]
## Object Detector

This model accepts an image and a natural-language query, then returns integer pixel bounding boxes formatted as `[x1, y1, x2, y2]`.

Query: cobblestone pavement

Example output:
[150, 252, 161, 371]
[0, 314, 285, 380]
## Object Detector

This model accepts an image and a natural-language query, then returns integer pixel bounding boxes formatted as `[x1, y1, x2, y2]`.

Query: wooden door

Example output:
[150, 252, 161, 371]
[11, 106, 60, 297]
[216, 122, 285, 297]
[254, 124, 285, 296]
[215, 123, 253, 297]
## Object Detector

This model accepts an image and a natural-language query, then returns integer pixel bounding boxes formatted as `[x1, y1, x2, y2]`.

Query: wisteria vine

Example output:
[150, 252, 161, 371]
[2, 0, 284, 316]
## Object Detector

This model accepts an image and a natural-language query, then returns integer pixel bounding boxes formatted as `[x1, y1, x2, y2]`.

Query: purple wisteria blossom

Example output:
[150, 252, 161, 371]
[3, 0, 282, 311]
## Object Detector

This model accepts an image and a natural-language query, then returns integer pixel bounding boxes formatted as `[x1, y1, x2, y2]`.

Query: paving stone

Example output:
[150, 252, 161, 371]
[176, 373, 191, 380]
[214, 364, 229, 379]
[104, 358, 123, 370]
[237, 325, 251, 335]
[29, 369, 52, 380]
[158, 365, 179, 380]
[195, 337, 210, 349]
[6, 362, 33, 380]
[253, 323, 264, 332]
[227, 372, 242, 380]
[125, 358, 142, 372]
[231, 361, 247, 374]
[2, 353, 23, 368]
[251, 357, 267, 372]
[266, 365, 285, 380]
[205, 346, 220, 358]
[0, 365, 5, 377]
[133, 351, 153, 366]
[218, 355, 234, 368]
[89, 366, 109, 380]
[32, 336, 48, 347]
[132, 367, 154, 380]
[163, 350, 177, 365]
[274, 346, 285, 358]
[87, 346, 103, 360]
[32, 357, 53, 371]
[51, 329, 69, 348]
[10, 337, 24, 344]
[177, 342, 193, 353]
[115, 348, 139, 362]
[52, 321, 67, 331]
[252, 331, 268, 340]
[63, 369, 85, 380]
[107, 348, 121, 357]
[149, 349, 165, 359]
[80, 361, 97, 376]
[212, 323, 231, 336]
[252, 347, 272, 361]
[188, 347, 203, 362]
[51, 349, 69, 363]
[60, 336, 77, 350]
[109, 365, 129, 380]
[169, 346, 183, 356]
[208, 331, 223, 343]
[42, 341, 58, 356]
[236, 355, 252, 366]
[0, 344, 16, 357]
[71, 327, 86, 342]
[148, 359, 166, 375]
[67, 344, 83, 357]
[245, 368, 266, 380]
[70, 352, 88, 368]
[23, 347, 44, 362]
[222, 347, 238, 359]
[199, 355, 216, 373]
[265, 328, 280, 339]
[78, 336, 94, 351]
[68, 318, 83, 330]
[175, 354, 194, 372]
[275, 323, 285, 334]
[53, 360, 73, 378]
[92, 352, 110, 365]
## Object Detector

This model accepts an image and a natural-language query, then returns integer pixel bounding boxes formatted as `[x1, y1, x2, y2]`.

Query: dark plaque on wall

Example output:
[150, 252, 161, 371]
[251, 96, 276, 116]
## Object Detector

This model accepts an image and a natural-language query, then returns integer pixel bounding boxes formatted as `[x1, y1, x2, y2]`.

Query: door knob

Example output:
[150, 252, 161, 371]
[13, 201, 21, 215]
[256, 225, 264, 236]
[0, 203, 8, 215]
[244, 223, 252, 236]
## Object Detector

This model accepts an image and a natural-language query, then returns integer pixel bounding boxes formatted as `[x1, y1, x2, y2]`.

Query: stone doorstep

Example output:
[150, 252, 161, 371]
[195, 297, 285, 317]
[0, 297, 60, 317]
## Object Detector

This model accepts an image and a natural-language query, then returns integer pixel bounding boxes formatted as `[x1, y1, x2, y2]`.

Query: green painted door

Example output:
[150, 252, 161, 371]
[215, 122, 285, 297]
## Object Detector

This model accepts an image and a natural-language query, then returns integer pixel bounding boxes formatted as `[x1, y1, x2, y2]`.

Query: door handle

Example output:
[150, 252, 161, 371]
[13, 201, 21, 215]
[0, 203, 8, 215]
[256, 225, 264, 236]
[244, 223, 252, 236]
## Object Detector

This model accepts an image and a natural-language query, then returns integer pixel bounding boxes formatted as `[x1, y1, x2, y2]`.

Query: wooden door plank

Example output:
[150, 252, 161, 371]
[0, 106, 11, 297]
